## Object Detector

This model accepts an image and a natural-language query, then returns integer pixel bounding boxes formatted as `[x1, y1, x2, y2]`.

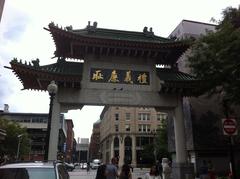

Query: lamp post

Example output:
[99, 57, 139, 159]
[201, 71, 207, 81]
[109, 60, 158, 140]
[151, 130, 157, 163]
[17, 134, 23, 160]
[44, 81, 58, 160]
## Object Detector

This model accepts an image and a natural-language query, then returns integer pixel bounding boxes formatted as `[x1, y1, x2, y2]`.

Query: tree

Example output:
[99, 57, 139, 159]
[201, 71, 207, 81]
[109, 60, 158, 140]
[187, 6, 240, 105]
[155, 120, 171, 160]
[0, 117, 30, 159]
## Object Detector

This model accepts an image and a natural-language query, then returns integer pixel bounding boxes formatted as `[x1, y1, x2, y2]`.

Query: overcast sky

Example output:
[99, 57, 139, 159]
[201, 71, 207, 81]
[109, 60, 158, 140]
[0, 0, 239, 140]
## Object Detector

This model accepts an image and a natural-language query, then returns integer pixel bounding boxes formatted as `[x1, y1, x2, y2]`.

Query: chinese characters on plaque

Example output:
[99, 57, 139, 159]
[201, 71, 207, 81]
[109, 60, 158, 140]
[90, 68, 150, 85]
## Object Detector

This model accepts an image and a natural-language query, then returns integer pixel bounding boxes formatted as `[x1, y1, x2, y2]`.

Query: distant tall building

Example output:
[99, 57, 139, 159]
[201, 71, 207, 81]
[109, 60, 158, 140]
[76, 138, 89, 162]
[89, 120, 101, 160]
[65, 119, 74, 163]
[0, 0, 5, 22]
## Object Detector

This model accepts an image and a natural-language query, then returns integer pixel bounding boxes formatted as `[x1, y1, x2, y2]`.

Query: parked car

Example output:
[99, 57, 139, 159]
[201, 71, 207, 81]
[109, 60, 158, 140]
[90, 159, 101, 169]
[81, 162, 87, 169]
[0, 161, 70, 179]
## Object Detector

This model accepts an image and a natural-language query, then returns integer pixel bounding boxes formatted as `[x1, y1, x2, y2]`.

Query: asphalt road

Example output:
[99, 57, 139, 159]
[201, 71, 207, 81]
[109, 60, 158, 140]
[69, 168, 149, 179]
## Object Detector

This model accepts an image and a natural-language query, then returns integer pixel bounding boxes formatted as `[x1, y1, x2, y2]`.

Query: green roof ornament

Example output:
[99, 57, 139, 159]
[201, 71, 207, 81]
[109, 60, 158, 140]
[32, 58, 40, 67]
[87, 21, 98, 32]
[143, 26, 154, 37]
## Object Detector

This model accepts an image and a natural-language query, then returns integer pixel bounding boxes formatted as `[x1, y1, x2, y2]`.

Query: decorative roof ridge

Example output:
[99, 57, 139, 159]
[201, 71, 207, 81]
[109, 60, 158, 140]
[10, 57, 83, 75]
[156, 67, 198, 81]
[48, 21, 179, 43]
[11, 57, 41, 69]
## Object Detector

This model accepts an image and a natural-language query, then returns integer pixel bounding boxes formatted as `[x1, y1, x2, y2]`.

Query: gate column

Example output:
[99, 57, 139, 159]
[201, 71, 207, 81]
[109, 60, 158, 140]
[48, 95, 60, 160]
[172, 95, 194, 179]
[110, 136, 114, 159]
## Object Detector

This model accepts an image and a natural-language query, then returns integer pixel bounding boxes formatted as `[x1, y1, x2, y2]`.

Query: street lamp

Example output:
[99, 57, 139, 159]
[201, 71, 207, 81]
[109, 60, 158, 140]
[44, 81, 58, 160]
[151, 130, 157, 163]
[17, 134, 23, 160]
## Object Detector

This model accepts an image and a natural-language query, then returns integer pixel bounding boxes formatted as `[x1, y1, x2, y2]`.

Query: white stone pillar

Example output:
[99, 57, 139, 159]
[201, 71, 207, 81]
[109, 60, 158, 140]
[119, 135, 125, 167]
[173, 95, 187, 163]
[131, 135, 137, 167]
[110, 136, 114, 159]
[48, 96, 60, 160]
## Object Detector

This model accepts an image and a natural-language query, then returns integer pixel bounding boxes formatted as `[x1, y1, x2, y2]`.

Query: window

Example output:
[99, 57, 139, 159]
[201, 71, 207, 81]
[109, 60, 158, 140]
[126, 113, 130, 120]
[115, 113, 119, 121]
[115, 125, 119, 132]
[138, 113, 150, 121]
[157, 113, 167, 121]
[138, 124, 151, 132]
[125, 124, 130, 132]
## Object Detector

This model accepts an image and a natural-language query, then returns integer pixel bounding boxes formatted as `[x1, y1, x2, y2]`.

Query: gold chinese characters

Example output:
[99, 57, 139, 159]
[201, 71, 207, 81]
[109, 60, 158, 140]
[90, 68, 149, 85]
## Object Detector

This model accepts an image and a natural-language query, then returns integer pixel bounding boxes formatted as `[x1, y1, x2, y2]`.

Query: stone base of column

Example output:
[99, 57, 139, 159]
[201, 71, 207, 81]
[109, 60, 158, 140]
[172, 163, 194, 179]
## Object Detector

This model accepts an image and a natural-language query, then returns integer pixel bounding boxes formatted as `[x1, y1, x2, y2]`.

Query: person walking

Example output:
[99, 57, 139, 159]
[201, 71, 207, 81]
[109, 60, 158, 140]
[95, 163, 107, 179]
[156, 160, 163, 179]
[199, 160, 209, 179]
[162, 158, 171, 179]
[144, 165, 161, 179]
[105, 157, 119, 179]
[119, 164, 132, 179]
[87, 161, 90, 173]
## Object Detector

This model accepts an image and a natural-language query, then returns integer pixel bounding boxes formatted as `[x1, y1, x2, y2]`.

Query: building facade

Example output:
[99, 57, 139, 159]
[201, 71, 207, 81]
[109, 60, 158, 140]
[169, 19, 240, 176]
[76, 138, 89, 163]
[89, 120, 101, 161]
[65, 119, 74, 163]
[99, 106, 167, 167]
[0, 105, 67, 161]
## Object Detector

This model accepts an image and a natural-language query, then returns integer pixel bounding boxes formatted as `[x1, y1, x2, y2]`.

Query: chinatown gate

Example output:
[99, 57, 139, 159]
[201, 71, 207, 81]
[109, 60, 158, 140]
[9, 22, 199, 178]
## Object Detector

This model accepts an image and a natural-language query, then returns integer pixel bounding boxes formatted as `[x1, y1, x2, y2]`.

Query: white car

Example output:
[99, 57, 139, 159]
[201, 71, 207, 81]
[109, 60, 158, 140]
[90, 159, 101, 169]
[0, 161, 70, 179]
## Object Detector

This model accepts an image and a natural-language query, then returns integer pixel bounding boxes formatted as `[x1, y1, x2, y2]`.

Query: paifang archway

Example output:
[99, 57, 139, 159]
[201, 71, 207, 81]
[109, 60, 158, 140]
[8, 22, 199, 178]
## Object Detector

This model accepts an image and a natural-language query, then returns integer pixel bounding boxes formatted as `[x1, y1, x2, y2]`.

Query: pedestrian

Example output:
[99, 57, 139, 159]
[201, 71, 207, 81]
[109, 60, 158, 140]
[119, 164, 132, 179]
[162, 158, 171, 179]
[105, 157, 119, 179]
[207, 160, 216, 179]
[95, 164, 107, 179]
[156, 160, 163, 179]
[199, 160, 209, 179]
[87, 161, 90, 173]
[144, 165, 161, 179]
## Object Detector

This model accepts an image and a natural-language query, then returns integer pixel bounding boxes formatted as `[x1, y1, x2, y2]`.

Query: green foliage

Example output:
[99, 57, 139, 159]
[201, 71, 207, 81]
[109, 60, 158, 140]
[155, 120, 171, 160]
[192, 111, 224, 148]
[0, 117, 30, 159]
[141, 143, 155, 163]
[187, 6, 240, 105]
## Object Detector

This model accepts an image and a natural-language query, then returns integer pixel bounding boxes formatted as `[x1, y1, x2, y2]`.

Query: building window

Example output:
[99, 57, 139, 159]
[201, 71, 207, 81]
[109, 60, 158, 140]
[138, 124, 151, 132]
[126, 113, 130, 120]
[115, 125, 119, 132]
[115, 113, 119, 121]
[138, 113, 150, 121]
[157, 113, 167, 121]
[125, 124, 130, 132]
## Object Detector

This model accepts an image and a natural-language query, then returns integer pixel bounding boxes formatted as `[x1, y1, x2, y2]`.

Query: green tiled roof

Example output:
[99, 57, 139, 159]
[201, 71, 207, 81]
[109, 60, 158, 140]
[10, 58, 83, 75]
[70, 27, 173, 44]
[156, 68, 197, 82]
[49, 22, 181, 44]
[40, 59, 83, 75]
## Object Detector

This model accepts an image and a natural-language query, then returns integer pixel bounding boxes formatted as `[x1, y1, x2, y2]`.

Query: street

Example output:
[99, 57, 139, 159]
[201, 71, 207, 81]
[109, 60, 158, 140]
[69, 168, 149, 179]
